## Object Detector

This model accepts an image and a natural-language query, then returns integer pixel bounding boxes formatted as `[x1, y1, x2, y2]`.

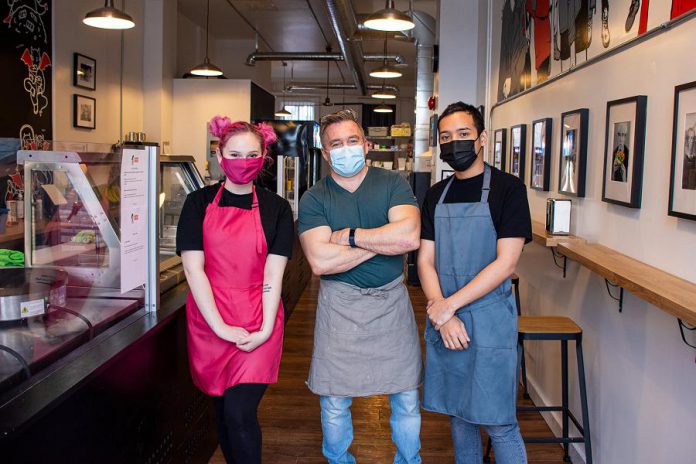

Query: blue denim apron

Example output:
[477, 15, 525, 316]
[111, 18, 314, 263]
[422, 164, 518, 426]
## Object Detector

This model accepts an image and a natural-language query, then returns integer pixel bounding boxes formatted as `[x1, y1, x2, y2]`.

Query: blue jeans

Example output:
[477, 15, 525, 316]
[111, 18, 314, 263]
[320, 389, 422, 464]
[451, 417, 527, 464]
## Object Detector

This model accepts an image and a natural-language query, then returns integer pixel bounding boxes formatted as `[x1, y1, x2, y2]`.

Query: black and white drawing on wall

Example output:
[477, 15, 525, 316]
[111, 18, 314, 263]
[669, 81, 696, 220]
[73, 94, 96, 130]
[602, 96, 646, 208]
[558, 108, 588, 197]
[531, 118, 552, 191]
[493, 128, 507, 171]
[509, 124, 527, 180]
[73, 53, 96, 90]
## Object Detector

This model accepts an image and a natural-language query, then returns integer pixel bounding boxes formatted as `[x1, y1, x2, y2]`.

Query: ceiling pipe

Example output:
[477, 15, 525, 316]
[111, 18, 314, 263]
[411, 10, 436, 165]
[286, 82, 400, 94]
[246, 51, 405, 66]
[325, 0, 368, 95]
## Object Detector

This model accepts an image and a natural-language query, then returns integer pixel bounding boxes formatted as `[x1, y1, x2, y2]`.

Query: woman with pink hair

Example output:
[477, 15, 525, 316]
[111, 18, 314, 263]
[176, 116, 292, 463]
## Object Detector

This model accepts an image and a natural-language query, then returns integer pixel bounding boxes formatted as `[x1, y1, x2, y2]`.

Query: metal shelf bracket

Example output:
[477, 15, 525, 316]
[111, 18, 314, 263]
[605, 280, 624, 313]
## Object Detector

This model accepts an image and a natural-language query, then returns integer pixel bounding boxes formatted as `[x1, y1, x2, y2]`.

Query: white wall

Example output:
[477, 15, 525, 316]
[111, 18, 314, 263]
[171, 79, 251, 171]
[489, 14, 696, 464]
[53, 0, 145, 144]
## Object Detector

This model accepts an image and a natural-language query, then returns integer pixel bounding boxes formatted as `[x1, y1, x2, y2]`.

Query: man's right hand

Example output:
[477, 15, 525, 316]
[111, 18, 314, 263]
[439, 317, 470, 350]
[215, 325, 250, 344]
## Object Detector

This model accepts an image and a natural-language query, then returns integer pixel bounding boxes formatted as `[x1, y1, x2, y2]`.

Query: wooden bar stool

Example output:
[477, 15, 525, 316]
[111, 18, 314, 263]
[485, 316, 593, 463]
[511, 273, 529, 398]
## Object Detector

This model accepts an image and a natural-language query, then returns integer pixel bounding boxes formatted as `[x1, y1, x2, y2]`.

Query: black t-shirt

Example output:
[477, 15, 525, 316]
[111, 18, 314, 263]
[176, 183, 294, 258]
[421, 166, 532, 243]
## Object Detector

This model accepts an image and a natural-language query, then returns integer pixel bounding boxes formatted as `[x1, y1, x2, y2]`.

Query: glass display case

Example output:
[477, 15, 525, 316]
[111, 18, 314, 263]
[0, 145, 159, 396]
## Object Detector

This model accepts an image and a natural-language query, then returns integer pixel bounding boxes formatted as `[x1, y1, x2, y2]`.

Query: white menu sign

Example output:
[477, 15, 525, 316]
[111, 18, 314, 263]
[120, 148, 148, 293]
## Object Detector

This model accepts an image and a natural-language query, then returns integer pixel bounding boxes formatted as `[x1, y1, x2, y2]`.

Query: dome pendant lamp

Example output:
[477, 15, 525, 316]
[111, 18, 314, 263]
[275, 62, 292, 118]
[190, 0, 223, 77]
[83, 0, 135, 30]
[374, 103, 394, 113]
[364, 0, 415, 32]
[369, 35, 402, 79]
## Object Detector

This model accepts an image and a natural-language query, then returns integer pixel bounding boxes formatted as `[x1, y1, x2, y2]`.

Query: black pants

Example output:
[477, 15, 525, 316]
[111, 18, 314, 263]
[213, 383, 268, 464]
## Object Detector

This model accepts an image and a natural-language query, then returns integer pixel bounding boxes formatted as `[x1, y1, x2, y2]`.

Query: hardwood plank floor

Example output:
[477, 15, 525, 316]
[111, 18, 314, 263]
[210, 277, 566, 463]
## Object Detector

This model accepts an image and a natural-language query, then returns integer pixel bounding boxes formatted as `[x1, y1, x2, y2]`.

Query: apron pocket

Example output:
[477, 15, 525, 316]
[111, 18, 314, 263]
[469, 302, 517, 349]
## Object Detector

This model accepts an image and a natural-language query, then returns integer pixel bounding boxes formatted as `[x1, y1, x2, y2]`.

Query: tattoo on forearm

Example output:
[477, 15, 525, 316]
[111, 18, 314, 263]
[263, 284, 272, 294]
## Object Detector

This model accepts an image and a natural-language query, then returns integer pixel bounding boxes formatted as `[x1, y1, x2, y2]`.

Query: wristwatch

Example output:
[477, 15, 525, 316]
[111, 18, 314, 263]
[349, 228, 357, 248]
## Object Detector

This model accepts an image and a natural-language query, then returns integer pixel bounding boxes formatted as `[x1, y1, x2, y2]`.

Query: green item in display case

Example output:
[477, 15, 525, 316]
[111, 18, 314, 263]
[0, 249, 25, 267]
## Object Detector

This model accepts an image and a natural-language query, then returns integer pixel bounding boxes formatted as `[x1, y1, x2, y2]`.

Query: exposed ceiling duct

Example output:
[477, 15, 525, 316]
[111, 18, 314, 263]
[325, 0, 368, 95]
[246, 52, 405, 66]
[286, 82, 399, 94]
[411, 10, 436, 163]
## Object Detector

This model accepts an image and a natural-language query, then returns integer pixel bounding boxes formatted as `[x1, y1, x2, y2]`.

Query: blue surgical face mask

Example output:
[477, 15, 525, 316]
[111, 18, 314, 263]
[329, 144, 365, 177]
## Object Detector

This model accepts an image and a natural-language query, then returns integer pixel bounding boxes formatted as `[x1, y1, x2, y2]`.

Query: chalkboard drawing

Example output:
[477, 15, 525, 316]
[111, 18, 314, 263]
[499, 0, 532, 100]
[526, 0, 552, 83]
[552, 0, 595, 67]
[3, 0, 48, 44]
[19, 123, 48, 151]
[20, 47, 50, 116]
[671, 0, 696, 19]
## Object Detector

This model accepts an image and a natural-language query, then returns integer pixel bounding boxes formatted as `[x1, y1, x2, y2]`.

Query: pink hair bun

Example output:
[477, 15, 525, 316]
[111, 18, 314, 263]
[255, 123, 278, 149]
[209, 115, 232, 138]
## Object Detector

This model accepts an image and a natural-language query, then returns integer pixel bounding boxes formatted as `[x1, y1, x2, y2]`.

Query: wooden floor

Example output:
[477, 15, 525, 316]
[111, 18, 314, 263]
[210, 277, 566, 463]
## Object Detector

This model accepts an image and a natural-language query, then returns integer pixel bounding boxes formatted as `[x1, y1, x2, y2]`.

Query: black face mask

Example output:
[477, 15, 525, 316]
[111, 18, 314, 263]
[440, 138, 481, 172]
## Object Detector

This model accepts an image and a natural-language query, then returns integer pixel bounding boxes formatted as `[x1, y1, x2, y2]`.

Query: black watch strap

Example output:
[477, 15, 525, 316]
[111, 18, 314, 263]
[349, 228, 357, 248]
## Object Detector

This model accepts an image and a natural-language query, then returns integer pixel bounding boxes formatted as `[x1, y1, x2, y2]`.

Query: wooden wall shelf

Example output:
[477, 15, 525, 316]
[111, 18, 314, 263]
[557, 241, 696, 326]
[531, 221, 583, 248]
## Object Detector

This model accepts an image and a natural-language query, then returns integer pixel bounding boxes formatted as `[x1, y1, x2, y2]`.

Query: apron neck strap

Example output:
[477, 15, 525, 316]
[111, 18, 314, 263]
[480, 163, 491, 203]
[212, 182, 225, 205]
[436, 163, 492, 205]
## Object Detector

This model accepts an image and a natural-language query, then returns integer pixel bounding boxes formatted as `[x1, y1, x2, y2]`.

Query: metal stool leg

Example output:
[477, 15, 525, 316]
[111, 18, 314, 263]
[562, 340, 571, 462]
[576, 337, 593, 464]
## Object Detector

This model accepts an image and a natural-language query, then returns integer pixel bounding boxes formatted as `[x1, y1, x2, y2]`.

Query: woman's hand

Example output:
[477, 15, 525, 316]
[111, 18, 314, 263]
[439, 317, 470, 350]
[427, 297, 456, 330]
[236, 329, 271, 352]
[215, 325, 250, 344]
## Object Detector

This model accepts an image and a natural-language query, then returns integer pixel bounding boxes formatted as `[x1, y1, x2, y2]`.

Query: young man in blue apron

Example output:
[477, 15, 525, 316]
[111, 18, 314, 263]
[418, 102, 532, 464]
[299, 109, 423, 464]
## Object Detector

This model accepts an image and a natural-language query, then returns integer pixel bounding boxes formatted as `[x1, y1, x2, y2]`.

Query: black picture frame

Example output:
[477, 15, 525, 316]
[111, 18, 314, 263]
[73, 94, 96, 129]
[667, 81, 696, 221]
[601, 96, 647, 208]
[558, 108, 589, 197]
[509, 124, 527, 180]
[73, 53, 96, 91]
[441, 169, 454, 180]
[530, 118, 552, 191]
[493, 128, 507, 171]
[429, 113, 438, 147]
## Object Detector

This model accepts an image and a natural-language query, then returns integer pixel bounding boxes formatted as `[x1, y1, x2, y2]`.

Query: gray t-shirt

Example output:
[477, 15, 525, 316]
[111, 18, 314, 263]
[298, 167, 418, 288]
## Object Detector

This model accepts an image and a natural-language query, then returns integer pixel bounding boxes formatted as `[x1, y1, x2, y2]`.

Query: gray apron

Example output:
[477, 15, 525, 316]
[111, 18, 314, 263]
[307, 276, 422, 397]
[422, 164, 519, 425]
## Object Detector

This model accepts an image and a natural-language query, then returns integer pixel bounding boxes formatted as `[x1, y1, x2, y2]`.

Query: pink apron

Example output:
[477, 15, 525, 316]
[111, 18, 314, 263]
[186, 184, 284, 396]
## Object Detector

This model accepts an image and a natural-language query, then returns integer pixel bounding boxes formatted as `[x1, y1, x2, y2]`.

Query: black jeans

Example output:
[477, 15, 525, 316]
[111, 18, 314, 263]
[213, 383, 269, 464]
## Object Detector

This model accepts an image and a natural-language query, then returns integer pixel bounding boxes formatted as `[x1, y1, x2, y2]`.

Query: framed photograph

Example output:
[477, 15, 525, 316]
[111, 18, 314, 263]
[669, 81, 696, 220]
[530, 118, 552, 191]
[73, 53, 96, 90]
[73, 94, 96, 129]
[509, 124, 527, 179]
[441, 169, 454, 180]
[493, 128, 507, 171]
[429, 113, 438, 147]
[558, 108, 589, 197]
[602, 96, 647, 208]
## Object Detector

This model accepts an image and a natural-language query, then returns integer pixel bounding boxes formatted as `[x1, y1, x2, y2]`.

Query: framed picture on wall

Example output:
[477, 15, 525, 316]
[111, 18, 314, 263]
[73, 94, 96, 129]
[669, 81, 696, 220]
[602, 96, 647, 208]
[441, 169, 454, 180]
[558, 108, 589, 197]
[429, 113, 438, 147]
[73, 53, 96, 90]
[509, 124, 527, 180]
[493, 128, 507, 171]
[530, 118, 552, 191]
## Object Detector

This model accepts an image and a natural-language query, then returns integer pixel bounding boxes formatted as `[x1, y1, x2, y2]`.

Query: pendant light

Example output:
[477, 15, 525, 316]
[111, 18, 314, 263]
[369, 35, 402, 79]
[190, 0, 223, 77]
[275, 62, 292, 118]
[364, 0, 415, 32]
[374, 104, 394, 113]
[83, 0, 135, 30]
[371, 80, 397, 99]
